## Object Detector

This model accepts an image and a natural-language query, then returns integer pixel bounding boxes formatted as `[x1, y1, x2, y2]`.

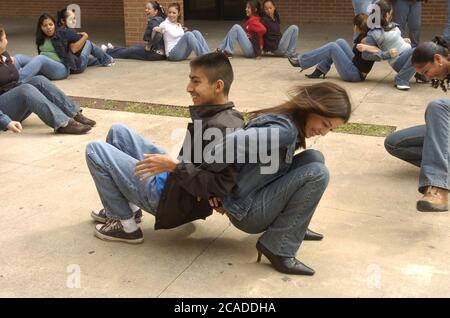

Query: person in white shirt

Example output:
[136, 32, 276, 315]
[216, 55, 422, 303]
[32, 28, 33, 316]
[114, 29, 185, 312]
[154, 2, 210, 61]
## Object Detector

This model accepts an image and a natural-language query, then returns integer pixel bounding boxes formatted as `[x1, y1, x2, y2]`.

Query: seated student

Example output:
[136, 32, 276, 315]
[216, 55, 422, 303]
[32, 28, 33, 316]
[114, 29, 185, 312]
[56, 7, 114, 74]
[200, 82, 351, 275]
[385, 37, 450, 212]
[14, 14, 70, 82]
[102, 1, 166, 61]
[260, 0, 299, 57]
[216, 0, 266, 58]
[153, 2, 209, 61]
[0, 27, 95, 134]
[86, 52, 244, 242]
[361, 0, 423, 90]
[288, 14, 397, 81]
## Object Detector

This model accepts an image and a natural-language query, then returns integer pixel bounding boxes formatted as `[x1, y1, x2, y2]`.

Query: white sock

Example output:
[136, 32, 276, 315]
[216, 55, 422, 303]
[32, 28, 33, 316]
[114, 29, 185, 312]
[128, 202, 140, 213]
[120, 217, 138, 233]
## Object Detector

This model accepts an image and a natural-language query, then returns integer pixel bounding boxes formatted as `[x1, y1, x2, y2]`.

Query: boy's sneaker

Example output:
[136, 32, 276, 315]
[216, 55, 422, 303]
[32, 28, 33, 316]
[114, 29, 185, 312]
[107, 43, 114, 49]
[105, 57, 115, 67]
[57, 119, 91, 135]
[94, 219, 144, 244]
[101, 44, 107, 52]
[91, 208, 142, 224]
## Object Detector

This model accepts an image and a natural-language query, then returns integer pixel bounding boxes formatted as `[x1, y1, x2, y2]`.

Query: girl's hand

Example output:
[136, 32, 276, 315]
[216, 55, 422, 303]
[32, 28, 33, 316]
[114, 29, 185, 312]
[404, 37, 411, 44]
[356, 43, 365, 52]
[389, 48, 398, 58]
[7, 121, 22, 133]
[183, 26, 189, 32]
[10, 56, 15, 65]
[153, 26, 162, 33]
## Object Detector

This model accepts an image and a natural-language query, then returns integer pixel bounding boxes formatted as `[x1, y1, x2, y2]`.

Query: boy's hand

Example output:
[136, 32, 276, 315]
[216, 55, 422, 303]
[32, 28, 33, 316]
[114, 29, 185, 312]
[135, 154, 177, 180]
[404, 37, 411, 44]
[6, 121, 22, 133]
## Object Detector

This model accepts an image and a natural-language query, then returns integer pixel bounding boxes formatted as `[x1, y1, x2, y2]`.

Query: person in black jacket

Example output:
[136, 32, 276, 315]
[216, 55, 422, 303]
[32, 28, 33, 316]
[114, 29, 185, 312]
[101, 1, 167, 61]
[260, 0, 299, 57]
[87, 52, 244, 243]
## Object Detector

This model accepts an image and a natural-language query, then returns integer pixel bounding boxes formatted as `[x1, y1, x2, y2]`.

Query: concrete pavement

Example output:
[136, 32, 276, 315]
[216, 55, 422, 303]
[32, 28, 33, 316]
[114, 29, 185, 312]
[1, 18, 449, 297]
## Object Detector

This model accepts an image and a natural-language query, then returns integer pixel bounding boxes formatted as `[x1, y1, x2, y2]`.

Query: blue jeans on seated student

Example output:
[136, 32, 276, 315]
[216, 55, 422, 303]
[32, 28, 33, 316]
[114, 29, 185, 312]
[167, 30, 210, 61]
[85, 124, 167, 220]
[298, 39, 363, 82]
[74, 40, 113, 73]
[218, 24, 255, 58]
[226, 149, 329, 258]
[384, 99, 450, 192]
[15, 54, 69, 82]
[0, 75, 79, 131]
[273, 25, 299, 57]
[106, 45, 165, 61]
[392, 47, 416, 87]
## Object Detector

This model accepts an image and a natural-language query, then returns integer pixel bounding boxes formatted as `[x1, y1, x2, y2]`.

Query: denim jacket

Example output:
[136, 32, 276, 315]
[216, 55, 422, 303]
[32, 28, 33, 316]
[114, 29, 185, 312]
[362, 24, 405, 63]
[204, 114, 299, 221]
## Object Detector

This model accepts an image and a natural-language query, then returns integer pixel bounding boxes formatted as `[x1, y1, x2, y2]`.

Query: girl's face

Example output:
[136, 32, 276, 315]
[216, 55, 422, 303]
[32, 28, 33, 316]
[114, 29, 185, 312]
[41, 18, 56, 37]
[385, 9, 393, 23]
[264, 1, 276, 18]
[145, 3, 157, 18]
[167, 6, 180, 23]
[414, 55, 449, 81]
[65, 11, 76, 28]
[245, 4, 253, 17]
[0, 33, 8, 55]
[304, 114, 344, 138]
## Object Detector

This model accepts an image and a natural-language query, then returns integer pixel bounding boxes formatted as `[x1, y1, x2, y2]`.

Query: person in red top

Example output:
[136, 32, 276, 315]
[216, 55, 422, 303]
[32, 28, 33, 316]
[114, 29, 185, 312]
[217, 0, 266, 58]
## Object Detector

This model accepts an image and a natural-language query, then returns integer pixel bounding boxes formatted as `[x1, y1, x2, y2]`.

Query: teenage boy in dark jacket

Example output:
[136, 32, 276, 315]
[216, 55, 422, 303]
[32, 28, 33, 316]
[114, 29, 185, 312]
[86, 52, 244, 243]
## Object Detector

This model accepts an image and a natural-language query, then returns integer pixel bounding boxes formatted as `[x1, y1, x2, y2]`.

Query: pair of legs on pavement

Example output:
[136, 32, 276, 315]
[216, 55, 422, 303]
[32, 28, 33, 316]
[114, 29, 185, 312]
[385, 99, 450, 211]
[0, 76, 95, 134]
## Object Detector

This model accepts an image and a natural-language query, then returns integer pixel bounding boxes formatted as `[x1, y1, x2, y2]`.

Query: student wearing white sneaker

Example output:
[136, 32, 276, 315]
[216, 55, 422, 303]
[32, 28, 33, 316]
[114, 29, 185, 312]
[55, 7, 114, 74]
[103, 1, 166, 61]
[385, 37, 450, 212]
[87, 52, 244, 243]
[362, 0, 417, 90]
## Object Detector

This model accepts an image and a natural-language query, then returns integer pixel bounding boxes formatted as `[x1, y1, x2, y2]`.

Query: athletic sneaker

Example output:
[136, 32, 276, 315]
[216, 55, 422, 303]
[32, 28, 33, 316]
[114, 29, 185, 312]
[94, 219, 144, 244]
[101, 44, 107, 52]
[91, 208, 142, 224]
[395, 84, 411, 91]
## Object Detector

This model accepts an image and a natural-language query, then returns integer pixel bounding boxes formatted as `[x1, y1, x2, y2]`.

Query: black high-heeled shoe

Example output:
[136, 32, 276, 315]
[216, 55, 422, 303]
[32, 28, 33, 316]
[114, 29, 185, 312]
[256, 241, 315, 275]
[305, 68, 325, 79]
[304, 228, 324, 241]
[414, 73, 429, 84]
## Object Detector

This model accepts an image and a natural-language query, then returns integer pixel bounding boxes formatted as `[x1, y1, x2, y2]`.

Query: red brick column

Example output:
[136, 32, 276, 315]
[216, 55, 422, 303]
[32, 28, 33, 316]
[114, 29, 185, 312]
[123, 0, 184, 46]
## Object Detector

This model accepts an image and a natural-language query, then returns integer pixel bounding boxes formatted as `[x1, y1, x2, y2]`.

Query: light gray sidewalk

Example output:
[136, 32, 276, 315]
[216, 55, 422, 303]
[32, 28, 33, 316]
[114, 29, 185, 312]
[1, 18, 449, 297]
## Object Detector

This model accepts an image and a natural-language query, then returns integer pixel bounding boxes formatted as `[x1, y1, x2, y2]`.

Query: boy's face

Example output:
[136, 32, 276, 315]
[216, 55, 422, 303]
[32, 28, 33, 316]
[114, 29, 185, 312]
[187, 67, 223, 106]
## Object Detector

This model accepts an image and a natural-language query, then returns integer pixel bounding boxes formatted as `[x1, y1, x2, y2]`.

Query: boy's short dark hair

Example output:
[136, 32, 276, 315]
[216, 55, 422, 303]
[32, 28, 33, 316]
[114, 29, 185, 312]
[190, 52, 234, 96]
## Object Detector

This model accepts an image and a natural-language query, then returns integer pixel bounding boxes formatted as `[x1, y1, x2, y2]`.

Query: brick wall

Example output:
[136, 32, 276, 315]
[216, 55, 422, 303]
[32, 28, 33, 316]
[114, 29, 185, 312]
[276, 0, 448, 26]
[0, 0, 124, 19]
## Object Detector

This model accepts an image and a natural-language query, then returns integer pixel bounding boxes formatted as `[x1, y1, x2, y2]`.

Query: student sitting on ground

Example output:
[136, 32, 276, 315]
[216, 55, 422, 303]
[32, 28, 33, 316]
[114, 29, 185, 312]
[153, 2, 210, 61]
[87, 52, 244, 242]
[14, 14, 70, 82]
[260, 0, 299, 58]
[102, 1, 166, 61]
[288, 14, 397, 82]
[385, 37, 450, 212]
[0, 27, 95, 134]
[216, 0, 266, 59]
[56, 7, 114, 74]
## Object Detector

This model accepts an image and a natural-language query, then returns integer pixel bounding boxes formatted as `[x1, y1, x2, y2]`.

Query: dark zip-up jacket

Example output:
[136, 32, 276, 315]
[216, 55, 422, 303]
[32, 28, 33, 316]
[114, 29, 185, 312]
[155, 102, 245, 230]
[261, 14, 282, 52]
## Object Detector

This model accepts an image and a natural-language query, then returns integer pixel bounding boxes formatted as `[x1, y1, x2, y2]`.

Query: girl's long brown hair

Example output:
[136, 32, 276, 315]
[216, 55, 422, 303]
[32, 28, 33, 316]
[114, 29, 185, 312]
[249, 82, 352, 149]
